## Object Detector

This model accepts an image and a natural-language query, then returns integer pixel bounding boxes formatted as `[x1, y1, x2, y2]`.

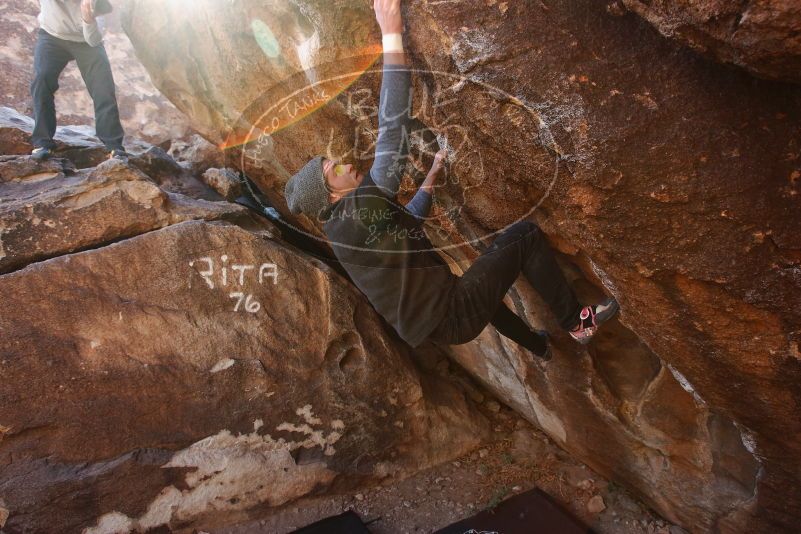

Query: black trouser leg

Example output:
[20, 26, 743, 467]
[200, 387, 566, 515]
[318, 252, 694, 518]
[490, 302, 548, 355]
[428, 221, 582, 345]
[517, 225, 583, 330]
[31, 30, 72, 149]
[72, 41, 124, 150]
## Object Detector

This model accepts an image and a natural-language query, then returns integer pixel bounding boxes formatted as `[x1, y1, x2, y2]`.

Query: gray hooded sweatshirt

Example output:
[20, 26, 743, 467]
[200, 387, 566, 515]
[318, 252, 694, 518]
[38, 0, 104, 47]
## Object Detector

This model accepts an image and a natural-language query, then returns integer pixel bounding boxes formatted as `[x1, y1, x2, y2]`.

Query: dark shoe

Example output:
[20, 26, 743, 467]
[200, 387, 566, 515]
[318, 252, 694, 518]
[534, 330, 551, 361]
[108, 148, 129, 163]
[540, 345, 552, 360]
[31, 147, 51, 161]
[569, 297, 619, 345]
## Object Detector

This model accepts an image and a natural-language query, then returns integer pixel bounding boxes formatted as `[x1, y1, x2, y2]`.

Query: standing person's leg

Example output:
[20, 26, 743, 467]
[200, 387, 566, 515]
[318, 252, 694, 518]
[428, 221, 579, 355]
[72, 42, 125, 151]
[31, 30, 72, 150]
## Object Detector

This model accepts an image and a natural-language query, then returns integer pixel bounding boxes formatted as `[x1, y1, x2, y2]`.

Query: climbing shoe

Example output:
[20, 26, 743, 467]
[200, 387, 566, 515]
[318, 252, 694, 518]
[536, 330, 552, 361]
[30, 147, 51, 161]
[568, 297, 619, 345]
[108, 148, 129, 163]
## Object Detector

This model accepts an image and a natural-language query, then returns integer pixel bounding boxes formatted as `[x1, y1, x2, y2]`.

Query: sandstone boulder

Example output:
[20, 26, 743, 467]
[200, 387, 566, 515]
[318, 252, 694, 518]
[0, 154, 75, 183]
[619, 0, 801, 84]
[0, 220, 490, 533]
[0, 157, 246, 274]
[0, 107, 153, 168]
[0, 499, 7, 529]
[201, 168, 243, 201]
[168, 134, 225, 176]
[120, 1, 801, 531]
[0, 114, 490, 533]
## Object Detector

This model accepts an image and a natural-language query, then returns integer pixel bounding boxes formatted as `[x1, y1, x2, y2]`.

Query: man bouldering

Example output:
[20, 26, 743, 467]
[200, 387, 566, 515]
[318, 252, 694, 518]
[284, 0, 619, 359]
[29, 0, 128, 162]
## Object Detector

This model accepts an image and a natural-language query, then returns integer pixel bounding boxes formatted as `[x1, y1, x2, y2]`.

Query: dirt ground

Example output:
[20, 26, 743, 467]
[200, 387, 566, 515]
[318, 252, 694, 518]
[202, 398, 688, 534]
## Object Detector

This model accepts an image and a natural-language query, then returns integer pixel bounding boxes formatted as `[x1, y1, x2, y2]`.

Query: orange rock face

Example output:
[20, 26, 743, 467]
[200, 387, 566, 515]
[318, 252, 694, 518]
[620, 0, 801, 84]
[100, 0, 801, 531]
[0, 119, 490, 533]
[0, 156, 245, 274]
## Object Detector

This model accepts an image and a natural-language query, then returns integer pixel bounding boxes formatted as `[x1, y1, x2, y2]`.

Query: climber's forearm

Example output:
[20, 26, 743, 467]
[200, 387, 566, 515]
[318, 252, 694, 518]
[405, 150, 445, 218]
[419, 169, 438, 195]
[405, 189, 432, 219]
[370, 0, 411, 197]
[382, 49, 406, 66]
[369, 62, 411, 197]
[382, 35, 406, 66]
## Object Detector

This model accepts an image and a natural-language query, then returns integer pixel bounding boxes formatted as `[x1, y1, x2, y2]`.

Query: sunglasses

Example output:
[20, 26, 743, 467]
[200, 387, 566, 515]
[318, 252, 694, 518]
[324, 161, 349, 194]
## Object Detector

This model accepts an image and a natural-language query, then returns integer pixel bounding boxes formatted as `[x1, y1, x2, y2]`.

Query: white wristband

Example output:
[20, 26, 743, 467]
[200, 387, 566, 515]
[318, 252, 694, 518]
[382, 33, 404, 53]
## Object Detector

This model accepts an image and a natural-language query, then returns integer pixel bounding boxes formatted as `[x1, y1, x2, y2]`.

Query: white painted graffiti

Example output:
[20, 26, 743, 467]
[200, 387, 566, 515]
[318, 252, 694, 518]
[229, 292, 261, 313]
[189, 255, 278, 313]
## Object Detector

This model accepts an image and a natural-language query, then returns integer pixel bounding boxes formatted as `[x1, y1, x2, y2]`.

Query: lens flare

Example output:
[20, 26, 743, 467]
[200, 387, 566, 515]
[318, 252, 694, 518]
[219, 44, 381, 151]
[251, 19, 281, 58]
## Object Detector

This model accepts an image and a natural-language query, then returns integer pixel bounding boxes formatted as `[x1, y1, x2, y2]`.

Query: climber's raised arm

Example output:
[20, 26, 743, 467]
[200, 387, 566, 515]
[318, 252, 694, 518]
[373, 0, 405, 66]
[405, 149, 447, 219]
[370, 0, 412, 199]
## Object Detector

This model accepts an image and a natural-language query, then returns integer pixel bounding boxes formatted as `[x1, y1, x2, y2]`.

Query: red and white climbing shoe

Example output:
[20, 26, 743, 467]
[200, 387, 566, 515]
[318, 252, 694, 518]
[569, 297, 620, 345]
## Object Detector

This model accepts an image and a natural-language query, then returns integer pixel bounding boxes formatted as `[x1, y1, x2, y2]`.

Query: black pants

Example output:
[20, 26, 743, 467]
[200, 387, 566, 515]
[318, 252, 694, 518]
[30, 29, 124, 151]
[428, 221, 582, 345]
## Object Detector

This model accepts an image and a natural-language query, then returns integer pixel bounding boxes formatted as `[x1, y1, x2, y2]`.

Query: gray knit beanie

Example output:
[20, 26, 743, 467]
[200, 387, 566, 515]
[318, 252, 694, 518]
[284, 156, 330, 219]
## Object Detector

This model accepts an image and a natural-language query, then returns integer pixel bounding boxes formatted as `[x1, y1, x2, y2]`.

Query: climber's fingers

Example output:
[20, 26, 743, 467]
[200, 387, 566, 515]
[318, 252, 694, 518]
[429, 149, 448, 178]
[373, 0, 403, 35]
